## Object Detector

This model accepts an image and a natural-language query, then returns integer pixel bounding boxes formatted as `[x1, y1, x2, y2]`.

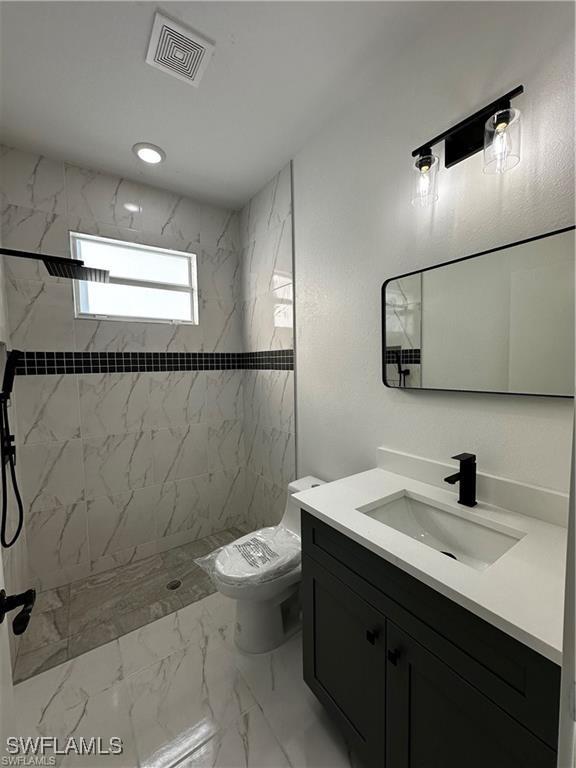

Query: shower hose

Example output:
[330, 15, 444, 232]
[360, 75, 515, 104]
[0, 350, 24, 549]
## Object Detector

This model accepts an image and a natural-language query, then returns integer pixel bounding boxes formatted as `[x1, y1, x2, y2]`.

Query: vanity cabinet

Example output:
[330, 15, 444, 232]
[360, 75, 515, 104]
[304, 555, 387, 764]
[301, 511, 560, 768]
[386, 623, 556, 768]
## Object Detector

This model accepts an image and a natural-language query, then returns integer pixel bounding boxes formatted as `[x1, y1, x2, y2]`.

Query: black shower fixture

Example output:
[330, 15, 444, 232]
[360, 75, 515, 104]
[0, 247, 110, 283]
[0, 349, 24, 548]
[412, 85, 524, 168]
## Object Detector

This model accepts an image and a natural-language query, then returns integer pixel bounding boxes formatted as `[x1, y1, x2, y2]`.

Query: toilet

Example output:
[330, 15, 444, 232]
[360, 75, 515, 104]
[213, 476, 324, 654]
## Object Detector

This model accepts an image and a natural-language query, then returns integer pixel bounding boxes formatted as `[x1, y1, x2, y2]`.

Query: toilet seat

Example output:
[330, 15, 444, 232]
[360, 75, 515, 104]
[214, 527, 301, 586]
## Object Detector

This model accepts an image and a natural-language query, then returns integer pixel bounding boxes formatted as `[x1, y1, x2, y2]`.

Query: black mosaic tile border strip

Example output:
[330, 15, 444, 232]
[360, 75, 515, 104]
[384, 348, 421, 365]
[14, 350, 294, 375]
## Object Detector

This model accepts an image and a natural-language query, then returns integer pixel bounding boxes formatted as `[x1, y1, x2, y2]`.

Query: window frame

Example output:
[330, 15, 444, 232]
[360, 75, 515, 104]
[70, 231, 199, 325]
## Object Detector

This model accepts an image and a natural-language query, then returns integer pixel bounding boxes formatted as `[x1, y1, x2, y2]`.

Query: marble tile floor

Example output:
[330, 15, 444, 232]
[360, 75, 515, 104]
[14, 528, 245, 684]
[12, 590, 358, 768]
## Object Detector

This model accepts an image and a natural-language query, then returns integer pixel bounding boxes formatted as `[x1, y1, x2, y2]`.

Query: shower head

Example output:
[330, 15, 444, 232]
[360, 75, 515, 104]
[42, 258, 109, 282]
[0, 247, 109, 283]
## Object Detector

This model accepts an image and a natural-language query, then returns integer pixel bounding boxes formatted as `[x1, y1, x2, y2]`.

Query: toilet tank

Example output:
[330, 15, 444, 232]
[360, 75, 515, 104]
[282, 476, 325, 535]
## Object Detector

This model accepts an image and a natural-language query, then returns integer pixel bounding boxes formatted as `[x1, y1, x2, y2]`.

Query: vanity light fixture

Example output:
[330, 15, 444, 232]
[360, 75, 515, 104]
[132, 142, 166, 165]
[411, 85, 523, 204]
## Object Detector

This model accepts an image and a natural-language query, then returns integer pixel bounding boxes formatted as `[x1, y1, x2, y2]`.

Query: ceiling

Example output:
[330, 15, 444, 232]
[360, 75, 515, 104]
[0, 1, 435, 209]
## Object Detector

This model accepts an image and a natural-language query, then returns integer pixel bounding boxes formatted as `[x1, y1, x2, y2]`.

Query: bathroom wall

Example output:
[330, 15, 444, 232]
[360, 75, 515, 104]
[0, 144, 248, 591]
[293, 2, 575, 492]
[240, 164, 297, 528]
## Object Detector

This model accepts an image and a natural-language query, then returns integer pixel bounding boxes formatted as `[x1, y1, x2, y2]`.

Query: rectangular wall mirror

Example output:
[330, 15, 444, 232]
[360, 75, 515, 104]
[382, 226, 575, 397]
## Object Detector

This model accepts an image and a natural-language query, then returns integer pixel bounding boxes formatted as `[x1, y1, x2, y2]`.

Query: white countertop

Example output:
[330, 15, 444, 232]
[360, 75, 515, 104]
[295, 468, 567, 665]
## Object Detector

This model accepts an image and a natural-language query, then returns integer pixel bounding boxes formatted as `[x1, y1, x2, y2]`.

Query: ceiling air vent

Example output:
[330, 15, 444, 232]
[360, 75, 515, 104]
[146, 12, 214, 87]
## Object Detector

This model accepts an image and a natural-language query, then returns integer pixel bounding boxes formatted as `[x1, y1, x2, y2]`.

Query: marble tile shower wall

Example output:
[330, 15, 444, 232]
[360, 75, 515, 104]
[240, 165, 296, 528]
[0, 144, 248, 590]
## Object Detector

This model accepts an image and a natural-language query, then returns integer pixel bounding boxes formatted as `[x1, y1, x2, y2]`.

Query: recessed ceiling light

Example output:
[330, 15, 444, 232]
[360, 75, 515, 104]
[132, 142, 166, 164]
[123, 202, 141, 213]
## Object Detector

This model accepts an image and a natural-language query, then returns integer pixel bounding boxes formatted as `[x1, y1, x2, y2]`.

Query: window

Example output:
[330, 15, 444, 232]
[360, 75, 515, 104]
[71, 232, 198, 324]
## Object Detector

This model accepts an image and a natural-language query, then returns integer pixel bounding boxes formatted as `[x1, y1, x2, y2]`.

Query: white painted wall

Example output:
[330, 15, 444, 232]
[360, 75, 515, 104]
[293, 2, 574, 493]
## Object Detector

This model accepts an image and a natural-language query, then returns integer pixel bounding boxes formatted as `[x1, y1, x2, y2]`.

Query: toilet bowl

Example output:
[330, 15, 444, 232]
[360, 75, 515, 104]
[213, 476, 324, 654]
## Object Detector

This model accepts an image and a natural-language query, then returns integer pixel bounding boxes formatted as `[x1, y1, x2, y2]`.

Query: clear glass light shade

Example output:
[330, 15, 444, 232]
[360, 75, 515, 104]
[411, 154, 439, 207]
[483, 109, 521, 174]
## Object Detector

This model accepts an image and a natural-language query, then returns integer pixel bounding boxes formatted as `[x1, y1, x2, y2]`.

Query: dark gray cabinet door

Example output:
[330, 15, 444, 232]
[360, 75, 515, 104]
[302, 556, 387, 767]
[386, 622, 557, 768]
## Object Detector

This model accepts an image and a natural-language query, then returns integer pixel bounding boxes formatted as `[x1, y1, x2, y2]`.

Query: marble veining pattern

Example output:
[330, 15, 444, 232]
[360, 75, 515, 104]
[156, 476, 210, 538]
[20, 439, 85, 513]
[26, 501, 89, 584]
[149, 371, 206, 428]
[237, 164, 295, 531]
[83, 430, 153, 500]
[207, 371, 244, 422]
[79, 373, 150, 437]
[245, 472, 286, 529]
[13, 592, 356, 768]
[0, 146, 66, 214]
[198, 247, 241, 305]
[1, 146, 296, 615]
[208, 419, 245, 473]
[152, 424, 209, 484]
[14, 374, 80, 444]
[127, 631, 255, 766]
[7, 277, 74, 349]
[209, 468, 247, 532]
[202, 298, 244, 353]
[87, 487, 159, 560]
[64, 164, 143, 230]
[13, 529, 242, 684]
[0, 204, 69, 280]
[141, 187, 201, 243]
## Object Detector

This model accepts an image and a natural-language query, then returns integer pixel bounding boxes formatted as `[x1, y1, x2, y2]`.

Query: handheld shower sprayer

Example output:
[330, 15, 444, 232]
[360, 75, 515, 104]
[0, 349, 24, 548]
[0, 348, 37, 637]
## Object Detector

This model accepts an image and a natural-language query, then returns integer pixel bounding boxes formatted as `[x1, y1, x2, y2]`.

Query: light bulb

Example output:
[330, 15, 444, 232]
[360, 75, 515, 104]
[418, 168, 431, 196]
[411, 152, 438, 207]
[484, 109, 521, 174]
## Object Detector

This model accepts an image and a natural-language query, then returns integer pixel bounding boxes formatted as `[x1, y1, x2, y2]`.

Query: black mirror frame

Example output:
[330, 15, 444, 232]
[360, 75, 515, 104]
[381, 225, 576, 398]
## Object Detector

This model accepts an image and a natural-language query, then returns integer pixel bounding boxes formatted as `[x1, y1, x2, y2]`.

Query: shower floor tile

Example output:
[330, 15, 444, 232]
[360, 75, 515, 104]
[14, 527, 243, 683]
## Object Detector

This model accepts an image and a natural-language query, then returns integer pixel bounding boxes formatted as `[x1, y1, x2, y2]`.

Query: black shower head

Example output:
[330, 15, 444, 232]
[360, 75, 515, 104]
[0, 247, 109, 283]
[42, 257, 109, 282]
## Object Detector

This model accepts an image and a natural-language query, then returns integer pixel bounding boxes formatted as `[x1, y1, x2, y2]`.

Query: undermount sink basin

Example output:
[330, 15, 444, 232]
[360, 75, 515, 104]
[356, 492, 525, 571]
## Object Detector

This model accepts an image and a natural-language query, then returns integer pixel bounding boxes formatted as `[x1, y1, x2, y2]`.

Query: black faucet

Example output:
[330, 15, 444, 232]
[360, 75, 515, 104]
[444, 453, 477, 507]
